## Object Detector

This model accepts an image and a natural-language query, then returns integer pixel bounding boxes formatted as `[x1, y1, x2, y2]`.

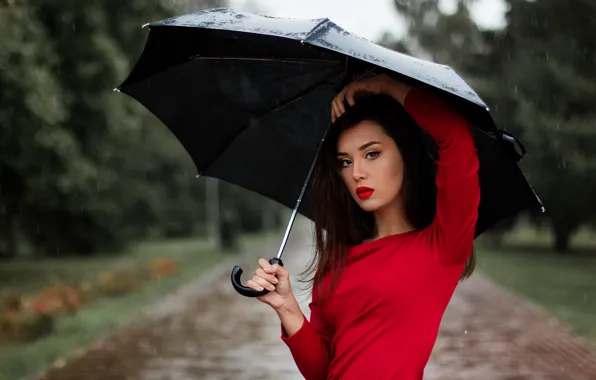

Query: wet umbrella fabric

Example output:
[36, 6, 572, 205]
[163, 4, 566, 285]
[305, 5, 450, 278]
[117, 8, 543, 296]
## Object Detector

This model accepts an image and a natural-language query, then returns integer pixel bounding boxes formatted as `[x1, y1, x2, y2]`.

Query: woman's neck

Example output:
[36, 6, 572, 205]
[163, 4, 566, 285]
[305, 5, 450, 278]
[372, 199, 414, 239]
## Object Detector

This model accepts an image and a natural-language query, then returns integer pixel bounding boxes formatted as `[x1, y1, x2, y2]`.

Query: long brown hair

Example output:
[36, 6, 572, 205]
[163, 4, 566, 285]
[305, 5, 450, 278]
[302, 92, 475, 293]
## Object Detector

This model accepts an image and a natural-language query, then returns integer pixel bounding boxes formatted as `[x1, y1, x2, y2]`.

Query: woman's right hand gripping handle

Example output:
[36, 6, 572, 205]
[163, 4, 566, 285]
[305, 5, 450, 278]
[247, 258, 305, 337]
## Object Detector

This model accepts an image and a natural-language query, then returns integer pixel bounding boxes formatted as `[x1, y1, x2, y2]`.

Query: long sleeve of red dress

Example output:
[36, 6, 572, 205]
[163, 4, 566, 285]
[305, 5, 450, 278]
[281, 286, 332, 380]
[406, 88, 480, 265]
[280, 87, 480, 380]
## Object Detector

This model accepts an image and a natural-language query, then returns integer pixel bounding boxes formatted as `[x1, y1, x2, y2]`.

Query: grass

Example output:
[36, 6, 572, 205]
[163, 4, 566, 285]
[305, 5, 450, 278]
[0, 232, 276, 380]
[477, 225, 596, 347]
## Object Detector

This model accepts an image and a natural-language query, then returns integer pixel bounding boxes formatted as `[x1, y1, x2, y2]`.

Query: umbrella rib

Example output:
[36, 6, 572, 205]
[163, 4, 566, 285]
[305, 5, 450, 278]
[189, 56, 336, 65]
[201, 70, 342, 173]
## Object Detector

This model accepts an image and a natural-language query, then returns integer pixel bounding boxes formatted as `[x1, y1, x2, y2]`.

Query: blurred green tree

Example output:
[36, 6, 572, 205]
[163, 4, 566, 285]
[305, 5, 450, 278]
[0, 2, 70, 257]
[1, 0, 283, 257]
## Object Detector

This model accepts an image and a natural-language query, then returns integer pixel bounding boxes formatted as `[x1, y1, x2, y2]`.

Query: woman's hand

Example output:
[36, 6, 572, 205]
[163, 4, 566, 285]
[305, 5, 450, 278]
[247, 258, 305, 337]
[331, 74, 413, 122]
[247, 258, 298, 311]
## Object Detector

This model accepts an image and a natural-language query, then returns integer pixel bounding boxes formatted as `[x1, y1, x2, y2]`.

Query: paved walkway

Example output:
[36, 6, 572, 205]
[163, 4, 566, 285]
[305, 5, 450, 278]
[40, 220, 596, 380]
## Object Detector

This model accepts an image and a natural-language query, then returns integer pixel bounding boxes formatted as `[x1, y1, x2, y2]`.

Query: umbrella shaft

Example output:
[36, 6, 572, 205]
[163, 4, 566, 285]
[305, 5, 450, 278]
[276, 134, 327, 259]
[276, 206, 299, 259]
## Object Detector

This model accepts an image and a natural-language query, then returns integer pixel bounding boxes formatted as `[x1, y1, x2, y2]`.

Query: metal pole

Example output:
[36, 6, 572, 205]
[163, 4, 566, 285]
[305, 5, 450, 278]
[275, 131, 328, 259]
[206, 177, 220, 248]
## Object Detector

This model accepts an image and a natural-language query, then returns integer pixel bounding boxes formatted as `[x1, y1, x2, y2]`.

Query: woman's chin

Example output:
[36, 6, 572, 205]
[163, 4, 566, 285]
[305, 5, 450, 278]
[356, 198, 383, 212]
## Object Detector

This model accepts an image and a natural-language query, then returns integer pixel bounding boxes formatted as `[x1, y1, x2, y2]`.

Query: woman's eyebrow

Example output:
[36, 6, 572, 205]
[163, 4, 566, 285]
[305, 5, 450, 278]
[337, 141, 381, 156]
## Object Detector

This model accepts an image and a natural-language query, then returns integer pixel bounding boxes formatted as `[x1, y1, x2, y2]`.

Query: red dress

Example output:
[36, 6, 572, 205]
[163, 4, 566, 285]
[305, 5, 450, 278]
[280, 88, 481, 380]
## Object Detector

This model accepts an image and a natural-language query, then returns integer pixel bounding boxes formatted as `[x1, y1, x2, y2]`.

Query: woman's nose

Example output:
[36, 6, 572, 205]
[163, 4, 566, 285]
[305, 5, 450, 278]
[352, 160, 367, 181]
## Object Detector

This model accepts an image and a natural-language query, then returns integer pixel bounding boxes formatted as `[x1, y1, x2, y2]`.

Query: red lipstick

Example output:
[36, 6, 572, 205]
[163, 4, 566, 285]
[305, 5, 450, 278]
[356, 186, 374, 200]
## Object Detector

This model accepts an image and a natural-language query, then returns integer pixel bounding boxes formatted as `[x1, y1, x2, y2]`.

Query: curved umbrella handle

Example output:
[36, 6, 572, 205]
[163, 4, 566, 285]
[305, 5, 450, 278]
[231, 258, 284, 298]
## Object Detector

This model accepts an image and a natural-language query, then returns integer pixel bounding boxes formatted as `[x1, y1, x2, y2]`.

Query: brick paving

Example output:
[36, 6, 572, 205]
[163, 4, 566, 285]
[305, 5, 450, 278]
[40, 220, 596, 380]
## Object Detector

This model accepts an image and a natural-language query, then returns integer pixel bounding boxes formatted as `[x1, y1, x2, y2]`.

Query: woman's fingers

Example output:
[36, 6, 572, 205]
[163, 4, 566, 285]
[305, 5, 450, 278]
[336, 95, 346, 114]
[345, 86, 356, 106]
[252, 258, 280, 292]
[246, 278, 268, 292]
[331, 99, 342, 122]
[257, 258, 290, 281]
[250, 275, 276, 291]
[330, 87, 349, 122]
[269, 263, 289, 281]
[256, 267, 278, 284]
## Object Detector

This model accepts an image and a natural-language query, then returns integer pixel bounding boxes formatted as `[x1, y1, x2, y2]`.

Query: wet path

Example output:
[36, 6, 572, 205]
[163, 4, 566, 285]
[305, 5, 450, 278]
[40, 221, 596, 380]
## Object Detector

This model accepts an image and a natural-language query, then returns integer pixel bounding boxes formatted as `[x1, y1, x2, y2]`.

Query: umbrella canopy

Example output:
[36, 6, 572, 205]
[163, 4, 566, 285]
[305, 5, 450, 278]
[117, 7, 542, 242]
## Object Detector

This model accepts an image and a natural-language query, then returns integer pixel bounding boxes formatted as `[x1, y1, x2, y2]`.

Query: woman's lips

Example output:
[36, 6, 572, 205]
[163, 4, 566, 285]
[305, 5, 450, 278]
[356, 186, 374, 200]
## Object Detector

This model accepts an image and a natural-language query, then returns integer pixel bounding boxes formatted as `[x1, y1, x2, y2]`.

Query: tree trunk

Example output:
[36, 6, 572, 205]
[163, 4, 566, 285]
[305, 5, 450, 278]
[554, 230, 571, 252]
[552, 219, 576, 253]
[0, 210, 18, 259]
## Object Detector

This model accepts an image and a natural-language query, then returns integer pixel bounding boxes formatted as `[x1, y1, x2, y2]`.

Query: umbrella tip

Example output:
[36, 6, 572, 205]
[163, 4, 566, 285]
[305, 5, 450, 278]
[113, 87, 121, 92]
[142, 23, 150, 28]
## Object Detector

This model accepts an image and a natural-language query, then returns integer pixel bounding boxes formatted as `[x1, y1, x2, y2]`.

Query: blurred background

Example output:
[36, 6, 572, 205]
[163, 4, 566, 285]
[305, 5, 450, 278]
[1, 0, 594, 379]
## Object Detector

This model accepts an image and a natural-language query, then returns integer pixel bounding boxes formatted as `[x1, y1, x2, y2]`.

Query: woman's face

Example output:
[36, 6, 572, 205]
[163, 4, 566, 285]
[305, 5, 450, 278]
[336, 120, 405, 212]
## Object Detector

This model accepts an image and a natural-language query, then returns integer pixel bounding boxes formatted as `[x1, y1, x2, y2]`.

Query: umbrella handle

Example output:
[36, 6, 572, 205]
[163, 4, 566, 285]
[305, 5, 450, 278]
[231, 258, 284, 297]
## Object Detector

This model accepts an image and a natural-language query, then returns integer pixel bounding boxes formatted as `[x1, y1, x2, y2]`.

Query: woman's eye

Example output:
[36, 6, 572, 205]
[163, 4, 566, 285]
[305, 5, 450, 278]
[339, 159, 352, 168]
[366, 151, 380, 159]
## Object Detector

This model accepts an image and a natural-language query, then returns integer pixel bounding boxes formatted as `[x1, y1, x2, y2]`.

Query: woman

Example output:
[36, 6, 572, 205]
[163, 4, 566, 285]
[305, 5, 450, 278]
[246, 74, 480, 379]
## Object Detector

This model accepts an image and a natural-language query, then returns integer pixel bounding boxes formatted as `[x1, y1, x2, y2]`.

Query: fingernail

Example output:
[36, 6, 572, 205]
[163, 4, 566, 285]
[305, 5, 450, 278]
[268, 285, 275, 291]
[257, 286, 264, 291]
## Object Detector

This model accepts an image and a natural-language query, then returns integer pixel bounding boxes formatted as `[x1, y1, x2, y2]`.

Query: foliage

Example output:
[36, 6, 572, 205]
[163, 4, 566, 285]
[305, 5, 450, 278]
[0, 0, 283, 257]
[0, 290, 55, 343]
[30, 283, 81, 316]
[147, 258, 178, 280]
[96, 271, 141, 296]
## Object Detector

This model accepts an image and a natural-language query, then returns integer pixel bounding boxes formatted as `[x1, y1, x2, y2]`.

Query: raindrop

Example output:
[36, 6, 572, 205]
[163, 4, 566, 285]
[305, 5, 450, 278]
[464, 330, 468, 334]
[584, 293, 588, 302]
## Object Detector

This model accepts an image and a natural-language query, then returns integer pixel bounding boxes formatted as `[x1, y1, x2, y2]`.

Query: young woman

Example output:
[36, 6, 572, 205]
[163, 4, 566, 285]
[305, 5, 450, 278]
[246, 74, 480, 379]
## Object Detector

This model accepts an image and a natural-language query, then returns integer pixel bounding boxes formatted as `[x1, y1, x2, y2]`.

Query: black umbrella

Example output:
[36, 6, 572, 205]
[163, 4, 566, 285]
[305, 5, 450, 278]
[116, 8, 543, 298]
